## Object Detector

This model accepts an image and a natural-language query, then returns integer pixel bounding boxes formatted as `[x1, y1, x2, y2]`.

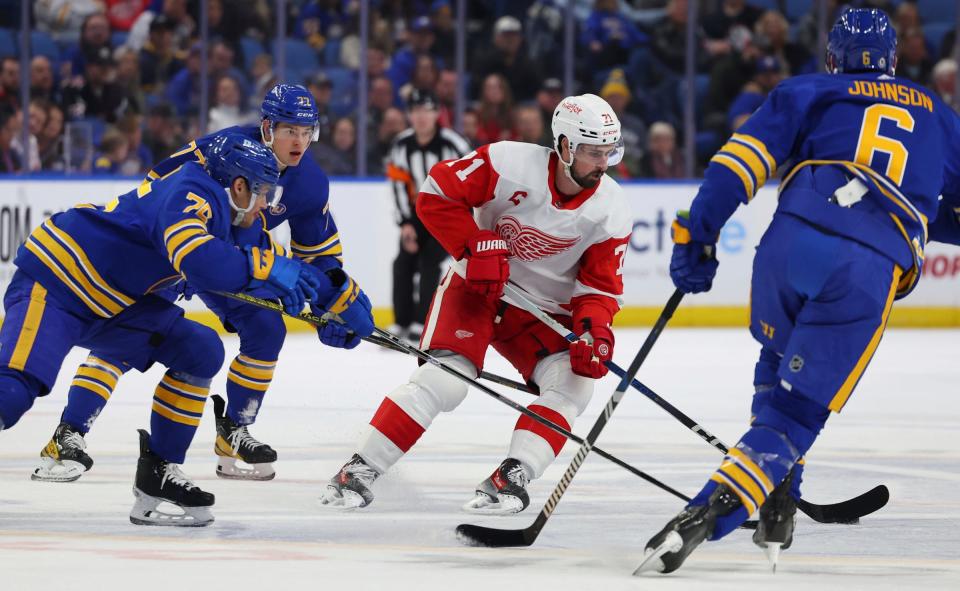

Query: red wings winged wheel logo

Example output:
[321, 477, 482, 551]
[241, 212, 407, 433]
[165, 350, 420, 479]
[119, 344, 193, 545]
[495, 216, 580, 261]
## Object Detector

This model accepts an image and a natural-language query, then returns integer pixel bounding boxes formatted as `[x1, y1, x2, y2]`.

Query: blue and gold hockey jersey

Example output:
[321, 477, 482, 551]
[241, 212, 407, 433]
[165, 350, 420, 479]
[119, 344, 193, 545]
[15, 162, 254, 319]
[688, 72, 960, 296]
[145, 125, 342, 265]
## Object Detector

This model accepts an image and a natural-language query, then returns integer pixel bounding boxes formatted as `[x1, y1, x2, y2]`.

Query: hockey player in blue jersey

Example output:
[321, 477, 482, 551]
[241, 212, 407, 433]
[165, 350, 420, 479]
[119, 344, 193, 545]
[31, 83, 375, 484]
[0, 132, 353, 525]
[635, 8, 960, 574]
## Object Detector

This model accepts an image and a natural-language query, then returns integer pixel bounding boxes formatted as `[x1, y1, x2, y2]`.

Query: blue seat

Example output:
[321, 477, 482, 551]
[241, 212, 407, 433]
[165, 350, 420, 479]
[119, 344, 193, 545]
[322, 37, 341, 66]
[917, 0, 956, 25]
[283, 38, 320, 84]
[111, 31, 129, 48]
[322, 67, 358, 117]
[240, 35, 266, 72]
[784, 0, 808, 23]
[0, 27, 17, 58]
[925, 22, 953, 57]
[30, 30, 60, 61]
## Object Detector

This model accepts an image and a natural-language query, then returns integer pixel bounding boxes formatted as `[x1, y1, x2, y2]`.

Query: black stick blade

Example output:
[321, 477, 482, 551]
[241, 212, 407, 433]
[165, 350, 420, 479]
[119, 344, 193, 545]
[797, 485, 889, 524]
[455, 523, 534, 548]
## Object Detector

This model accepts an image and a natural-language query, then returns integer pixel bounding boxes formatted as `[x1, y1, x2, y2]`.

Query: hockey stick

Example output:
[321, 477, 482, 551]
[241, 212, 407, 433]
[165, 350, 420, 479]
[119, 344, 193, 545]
[213, 290, 691, 501]
[456, 289, 685, 547]
[499, 283, 889, 526]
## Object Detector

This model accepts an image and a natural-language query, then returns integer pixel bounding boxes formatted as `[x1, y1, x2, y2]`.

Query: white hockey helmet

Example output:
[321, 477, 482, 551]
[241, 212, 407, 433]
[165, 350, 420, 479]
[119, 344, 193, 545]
[551, 93, 624, 167]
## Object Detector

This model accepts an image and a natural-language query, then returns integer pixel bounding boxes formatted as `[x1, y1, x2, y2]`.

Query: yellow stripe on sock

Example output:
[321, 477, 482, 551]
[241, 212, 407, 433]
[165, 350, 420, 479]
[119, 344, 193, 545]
[151, 401, 201, 426]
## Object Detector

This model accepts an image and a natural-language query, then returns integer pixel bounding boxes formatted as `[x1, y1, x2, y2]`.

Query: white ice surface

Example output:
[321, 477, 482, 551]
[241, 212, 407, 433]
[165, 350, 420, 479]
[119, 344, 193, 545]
[1, 329, 958, 590]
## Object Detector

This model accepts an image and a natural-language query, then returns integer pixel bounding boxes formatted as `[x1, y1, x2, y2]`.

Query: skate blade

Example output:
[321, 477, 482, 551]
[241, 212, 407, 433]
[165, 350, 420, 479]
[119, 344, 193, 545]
[129, 487, 215, 527]
[633, 531, 683, 576]
[319, 486, 366, 510]
[216, 458, 276, 481]
[763, 542, 782, 573]
[461, 493, 523, 515]
[31, 458, 85, 483]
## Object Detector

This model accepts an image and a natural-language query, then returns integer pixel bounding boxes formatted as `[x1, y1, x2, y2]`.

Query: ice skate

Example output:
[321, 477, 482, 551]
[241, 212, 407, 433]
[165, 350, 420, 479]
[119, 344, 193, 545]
[462, 458, 531, 515]
[634, 484, 741, 575]
[320, 454, 379, 509]
[753, 472, 798, 572]
[212, 394, 277, 480]
[31, 422, 94, 483]
[129, 429, 214, 527]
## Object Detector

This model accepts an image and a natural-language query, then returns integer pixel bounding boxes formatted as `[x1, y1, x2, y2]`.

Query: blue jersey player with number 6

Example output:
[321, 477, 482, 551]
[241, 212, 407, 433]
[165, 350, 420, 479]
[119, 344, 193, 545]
[635, 8, 960, 575]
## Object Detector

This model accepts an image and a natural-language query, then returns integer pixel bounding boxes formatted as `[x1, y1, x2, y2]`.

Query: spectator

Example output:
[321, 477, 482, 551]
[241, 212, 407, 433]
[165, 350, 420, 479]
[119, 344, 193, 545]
[512, 104, 549, 147]
[471, 15, 541, 102]
[640, 121, 684, 179]
[462, 108, 480, 148]
[893, 2, 921, 37]
[932, 59, 958, 111]
[366, 46, 391, 80]
[0, 108, 23, 173]
[30, 56, 59, 103]
[312, 116, 358, 176]
[389, 16, 440, 93]
[401, 54, 440, 104]
[368, 106, 407, 175]
[35, 0, 104, 40]
[648, 0, 711, 76]
[208, 40, 250, 95]
[898, 27, 934, 86]
[164, 43, 201, 115]
[38, 102, 65, 171]
[126, 0, 194, 52]
[144, 103, 181, 160]
[207, 75, 258, 132]
[106, 0, 152, 32]
[474, 73, 515, 144]
[116, 113, 152, 175]
[753, 10, 812, 76]
[250, 54, 277, 106]
[429, 0, 457, 66]
[385, 89, 470, 342]
[68, 12, 113, 78]
[536, 77, 564, 126]
[0, 57, 20, 111]
[434, 69, 458, 128]
[306, 73, 335, 143]
[11, 102, 46, 172]
[728, 55, 784, 132]
[138, 14, 184, 94]
[525, 0, 565, 78]
[115, 46, 145, 114]
[62, 46, 135, 123]
[599, 69, 646, 177]
[92, 128, 131, 175]
[702, 0, 763, 43]
[581, 0, 648, 72]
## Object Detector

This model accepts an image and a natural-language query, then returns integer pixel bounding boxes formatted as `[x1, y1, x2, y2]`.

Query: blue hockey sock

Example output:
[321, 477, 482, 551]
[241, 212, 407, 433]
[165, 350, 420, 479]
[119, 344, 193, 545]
[224, 354, 276, 425]
[0, 368, 42, 429]
[61, 355, 127, 433]
[150, 371, 211, 463]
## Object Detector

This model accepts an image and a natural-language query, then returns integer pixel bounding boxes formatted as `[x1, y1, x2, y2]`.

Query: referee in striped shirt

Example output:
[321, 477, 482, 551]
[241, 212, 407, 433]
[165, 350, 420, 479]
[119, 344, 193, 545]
[386, 89, 471, 341]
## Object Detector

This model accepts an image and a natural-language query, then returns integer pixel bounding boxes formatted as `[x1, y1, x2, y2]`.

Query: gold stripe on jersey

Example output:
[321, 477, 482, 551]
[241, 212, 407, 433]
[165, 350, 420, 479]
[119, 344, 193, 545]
[720, 141, 769, 188]
[171, 235, 215, 273]
[9, 283, 47, 371]
[710, 153, 756, 198]
[731, 133, 777, 174]
[291, 234, 342, 258]
[43, 220, 135, 308]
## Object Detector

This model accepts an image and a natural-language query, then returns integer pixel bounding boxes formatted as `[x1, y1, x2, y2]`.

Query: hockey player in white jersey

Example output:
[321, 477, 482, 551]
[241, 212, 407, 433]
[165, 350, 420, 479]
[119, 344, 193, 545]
[322, 94, 632, 512]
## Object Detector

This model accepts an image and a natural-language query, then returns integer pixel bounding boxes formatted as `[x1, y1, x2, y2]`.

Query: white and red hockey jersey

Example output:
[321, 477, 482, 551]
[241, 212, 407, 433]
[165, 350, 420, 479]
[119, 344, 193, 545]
[418, 141, 631, 328]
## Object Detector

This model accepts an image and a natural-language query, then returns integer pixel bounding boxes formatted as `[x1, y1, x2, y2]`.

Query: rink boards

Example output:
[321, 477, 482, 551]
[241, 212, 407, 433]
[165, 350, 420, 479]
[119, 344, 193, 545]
[0, 176, 957, 327]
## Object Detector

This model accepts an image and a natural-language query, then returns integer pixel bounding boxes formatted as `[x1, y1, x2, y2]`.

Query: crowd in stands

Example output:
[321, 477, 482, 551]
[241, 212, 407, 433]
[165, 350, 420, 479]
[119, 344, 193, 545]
[0, 0, 955, 179]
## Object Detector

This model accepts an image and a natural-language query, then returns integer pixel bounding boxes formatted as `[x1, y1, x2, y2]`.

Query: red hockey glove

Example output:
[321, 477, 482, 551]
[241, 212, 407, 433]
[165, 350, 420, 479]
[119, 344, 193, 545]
[569, 324, 614, 379]
[464, 230, 510, 298]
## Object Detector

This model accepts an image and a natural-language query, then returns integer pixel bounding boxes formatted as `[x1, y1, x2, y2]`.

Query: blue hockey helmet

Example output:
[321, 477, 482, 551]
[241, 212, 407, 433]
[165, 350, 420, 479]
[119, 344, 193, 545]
[826, 8, 897, 76]
[260, 83, 320, 143]
[205, 131, 282, 224]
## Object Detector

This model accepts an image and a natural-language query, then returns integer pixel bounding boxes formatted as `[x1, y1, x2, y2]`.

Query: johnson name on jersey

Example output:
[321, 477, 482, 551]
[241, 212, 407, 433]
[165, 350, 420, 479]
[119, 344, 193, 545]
[418, 141, 632, 317]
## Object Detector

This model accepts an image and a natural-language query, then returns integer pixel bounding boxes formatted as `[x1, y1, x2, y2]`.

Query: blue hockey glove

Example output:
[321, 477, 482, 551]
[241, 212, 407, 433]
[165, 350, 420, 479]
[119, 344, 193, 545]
[246, 246, 323, 315]
[317, 312, 362, 349]
[322, 268, 375, 339]
[669, 211, 718, 294]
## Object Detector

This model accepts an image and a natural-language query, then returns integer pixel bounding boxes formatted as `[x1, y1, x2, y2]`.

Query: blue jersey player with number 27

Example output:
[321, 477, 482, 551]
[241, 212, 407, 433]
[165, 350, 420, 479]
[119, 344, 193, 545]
[635, 8, 960, 575]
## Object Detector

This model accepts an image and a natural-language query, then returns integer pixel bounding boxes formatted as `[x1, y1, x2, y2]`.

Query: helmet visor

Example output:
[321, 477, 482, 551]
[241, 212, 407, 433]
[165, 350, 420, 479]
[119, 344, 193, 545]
[574, 137, 624, 167]
[271, 122, 320, 143]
